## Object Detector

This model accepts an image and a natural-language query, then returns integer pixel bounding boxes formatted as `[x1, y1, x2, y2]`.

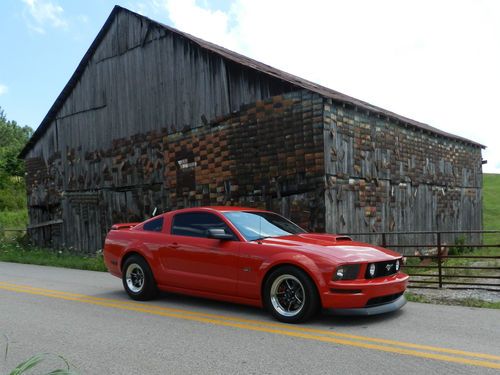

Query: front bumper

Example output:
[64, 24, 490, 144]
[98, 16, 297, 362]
[326, 294, 407, 316]
[321, 272, 409, 312]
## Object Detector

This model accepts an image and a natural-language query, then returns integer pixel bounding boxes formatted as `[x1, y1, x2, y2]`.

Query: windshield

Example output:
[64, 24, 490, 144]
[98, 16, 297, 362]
[223, 211, 306, 241]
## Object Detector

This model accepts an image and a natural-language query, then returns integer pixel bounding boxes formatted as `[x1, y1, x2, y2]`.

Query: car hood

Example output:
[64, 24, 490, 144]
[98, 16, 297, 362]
[259, 233, 400, 263]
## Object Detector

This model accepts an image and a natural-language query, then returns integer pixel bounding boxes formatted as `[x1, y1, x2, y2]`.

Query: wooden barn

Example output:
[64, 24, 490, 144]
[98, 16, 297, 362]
[20, 6, 484, 253]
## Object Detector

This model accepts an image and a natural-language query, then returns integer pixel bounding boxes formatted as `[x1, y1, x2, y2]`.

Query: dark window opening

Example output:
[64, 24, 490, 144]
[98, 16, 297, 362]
[171, 212, 237, 240]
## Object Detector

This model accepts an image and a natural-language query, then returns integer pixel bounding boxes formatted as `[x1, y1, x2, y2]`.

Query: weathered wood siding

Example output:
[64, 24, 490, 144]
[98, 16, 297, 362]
[23, 9, 483, 253]
[26, 90, 325, 251]
[51, 10, 294, 154]
[323, 99, 483, 250]
[24, 10, 297, 251]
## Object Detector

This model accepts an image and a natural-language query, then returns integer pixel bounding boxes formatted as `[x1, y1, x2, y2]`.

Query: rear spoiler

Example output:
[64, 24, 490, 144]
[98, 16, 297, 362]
[111, 223, 140, 230]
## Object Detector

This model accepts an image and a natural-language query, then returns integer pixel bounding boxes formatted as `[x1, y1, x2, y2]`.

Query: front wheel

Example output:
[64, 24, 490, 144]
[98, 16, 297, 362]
[122, 255, 158, 301]
[263, 266, 319, 323]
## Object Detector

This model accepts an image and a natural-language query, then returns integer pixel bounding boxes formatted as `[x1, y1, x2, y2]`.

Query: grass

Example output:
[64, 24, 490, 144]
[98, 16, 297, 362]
[404, 243, 499, 290]
[2, 334, 77, 374]
[483, 173, 500, 230]
[405, 291, 500, 309]
[0, 241, 106, 272]
[0, 181, 27, 213]
[8, 353, 77, 375]
[0, 209, 28, 230]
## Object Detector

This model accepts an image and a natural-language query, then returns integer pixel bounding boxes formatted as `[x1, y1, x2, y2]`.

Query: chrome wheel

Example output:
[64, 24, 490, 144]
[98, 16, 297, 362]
[270, 274, 305, 317]
[125, 263, 145, 293]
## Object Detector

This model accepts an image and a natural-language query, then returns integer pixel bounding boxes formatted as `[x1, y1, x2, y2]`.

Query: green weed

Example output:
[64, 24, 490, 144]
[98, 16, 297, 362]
[0, 242, 106, 272]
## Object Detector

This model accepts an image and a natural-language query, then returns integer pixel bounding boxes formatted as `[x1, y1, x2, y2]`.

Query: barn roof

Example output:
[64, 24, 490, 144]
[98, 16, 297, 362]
[19, 5, 484, 158]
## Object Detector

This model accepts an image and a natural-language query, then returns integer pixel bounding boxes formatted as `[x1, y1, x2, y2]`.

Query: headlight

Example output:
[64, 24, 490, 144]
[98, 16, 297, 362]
[368, 263, 376, 278]
[333, 264, 360, 280]
[395, 259, 400, 271]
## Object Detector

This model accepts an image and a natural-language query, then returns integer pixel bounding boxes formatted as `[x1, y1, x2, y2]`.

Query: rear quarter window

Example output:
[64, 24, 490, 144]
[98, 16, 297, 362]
[143, 217, 164, 232]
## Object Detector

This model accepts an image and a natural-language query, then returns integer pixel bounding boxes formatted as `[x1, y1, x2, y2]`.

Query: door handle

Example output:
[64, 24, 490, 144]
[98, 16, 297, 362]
[170, 242, 179, 249]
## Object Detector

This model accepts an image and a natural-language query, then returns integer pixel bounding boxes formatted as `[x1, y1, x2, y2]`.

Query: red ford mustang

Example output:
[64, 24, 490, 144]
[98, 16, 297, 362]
[104, 207, 408, 323]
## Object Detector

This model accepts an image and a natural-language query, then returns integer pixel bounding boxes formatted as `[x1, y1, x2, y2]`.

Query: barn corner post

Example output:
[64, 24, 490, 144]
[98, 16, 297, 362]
[322, 97, 337, 235]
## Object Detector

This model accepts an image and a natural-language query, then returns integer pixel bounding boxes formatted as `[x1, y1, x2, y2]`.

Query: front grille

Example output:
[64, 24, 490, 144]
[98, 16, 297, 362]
[366, 292, 404, 307]
[365, 260, 398, 279]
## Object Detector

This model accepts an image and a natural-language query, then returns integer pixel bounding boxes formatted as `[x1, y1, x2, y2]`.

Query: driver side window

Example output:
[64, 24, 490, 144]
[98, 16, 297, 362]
[171, 212, 236, 240]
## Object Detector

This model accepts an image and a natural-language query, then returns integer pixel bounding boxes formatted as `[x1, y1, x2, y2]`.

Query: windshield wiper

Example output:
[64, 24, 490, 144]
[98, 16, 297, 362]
[253, 235, 276, 241]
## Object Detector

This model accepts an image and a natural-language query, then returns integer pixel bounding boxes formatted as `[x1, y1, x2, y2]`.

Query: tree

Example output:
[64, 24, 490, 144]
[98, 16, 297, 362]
[0, 106, 33, 178]
[0, 107, 33, 211]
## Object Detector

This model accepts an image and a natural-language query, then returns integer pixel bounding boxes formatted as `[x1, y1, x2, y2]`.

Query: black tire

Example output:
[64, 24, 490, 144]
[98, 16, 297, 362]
[263, 266, 319, 323]
[122, 255, 158, 301]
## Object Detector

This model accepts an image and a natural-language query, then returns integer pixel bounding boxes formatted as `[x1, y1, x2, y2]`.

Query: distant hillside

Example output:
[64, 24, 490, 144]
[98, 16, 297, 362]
[483, 173, 500, 229]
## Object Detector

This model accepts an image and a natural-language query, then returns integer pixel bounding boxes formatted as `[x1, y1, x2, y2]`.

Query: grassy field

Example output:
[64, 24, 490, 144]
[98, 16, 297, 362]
[483, 173, 500, 230]
[458, 173, 500, 249]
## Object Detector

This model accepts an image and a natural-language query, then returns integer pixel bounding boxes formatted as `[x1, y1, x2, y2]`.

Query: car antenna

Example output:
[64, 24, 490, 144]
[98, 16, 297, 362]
[258, 214, 262, 243]
[152, 207, 158, 217]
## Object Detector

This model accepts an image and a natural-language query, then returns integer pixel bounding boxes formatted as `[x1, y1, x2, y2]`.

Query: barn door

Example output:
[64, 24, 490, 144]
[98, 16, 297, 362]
[64, 192, 101, 253]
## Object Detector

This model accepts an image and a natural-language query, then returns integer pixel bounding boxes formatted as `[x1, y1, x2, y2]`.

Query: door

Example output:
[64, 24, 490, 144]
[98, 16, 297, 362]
[163, 212, 240, 296]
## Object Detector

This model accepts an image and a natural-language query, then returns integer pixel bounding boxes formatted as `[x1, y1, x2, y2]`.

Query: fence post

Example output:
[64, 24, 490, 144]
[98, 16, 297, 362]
[437, 232, 442, 288]
[382, 233, 387, 248]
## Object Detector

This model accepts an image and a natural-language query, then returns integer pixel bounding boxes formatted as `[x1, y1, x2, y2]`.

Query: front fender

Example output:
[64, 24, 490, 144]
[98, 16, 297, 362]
[258, 252, 329, 293]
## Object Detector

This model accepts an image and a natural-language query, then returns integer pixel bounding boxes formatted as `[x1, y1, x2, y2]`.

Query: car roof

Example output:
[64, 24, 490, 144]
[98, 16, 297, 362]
[165, 206, 268, 215]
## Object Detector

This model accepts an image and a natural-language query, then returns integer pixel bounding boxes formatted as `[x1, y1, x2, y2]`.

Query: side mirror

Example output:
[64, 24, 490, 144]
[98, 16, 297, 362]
[207, 228, 234, 240]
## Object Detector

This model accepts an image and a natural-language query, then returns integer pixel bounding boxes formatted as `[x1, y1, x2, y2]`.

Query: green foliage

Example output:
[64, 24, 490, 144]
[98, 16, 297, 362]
[448, 235, 474, 256]
[0, 181, 27, 212]
[482, 173, 500, 249]
[0, 107, 31, 212]
[10, 354, 48, 375]
[0, 209, 28, 230]
[2, 334, 77, 374]
[9, 353, 77, 375]
[483, 173, 500, 229]
[0, 240, 107, 272]
[0, 107, 32, 178]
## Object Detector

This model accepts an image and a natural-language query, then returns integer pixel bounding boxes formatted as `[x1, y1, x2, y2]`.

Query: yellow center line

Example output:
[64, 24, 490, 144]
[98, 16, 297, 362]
[1, 281, 498, 362]
[0, 282, 499, 369]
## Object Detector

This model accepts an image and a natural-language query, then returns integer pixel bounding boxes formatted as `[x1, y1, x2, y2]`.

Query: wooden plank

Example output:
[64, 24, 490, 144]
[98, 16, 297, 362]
[27, 219, 63, 230]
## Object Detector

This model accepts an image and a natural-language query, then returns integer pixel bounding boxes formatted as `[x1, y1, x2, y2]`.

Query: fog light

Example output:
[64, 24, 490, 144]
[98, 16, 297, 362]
[368, 263, 376, 277]
[395, 259, 400, 271]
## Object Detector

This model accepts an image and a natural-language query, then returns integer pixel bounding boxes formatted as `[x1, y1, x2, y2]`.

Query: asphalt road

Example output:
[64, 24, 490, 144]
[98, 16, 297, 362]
[0, 262, 498, 375]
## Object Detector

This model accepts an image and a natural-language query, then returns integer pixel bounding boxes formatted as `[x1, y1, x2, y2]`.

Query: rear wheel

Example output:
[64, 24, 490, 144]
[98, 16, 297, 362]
[122, 255, 158, 301]
[264, 266, 319, 323]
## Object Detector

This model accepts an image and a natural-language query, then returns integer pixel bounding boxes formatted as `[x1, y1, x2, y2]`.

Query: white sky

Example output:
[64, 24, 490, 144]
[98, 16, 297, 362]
[146, 0, 500, 173]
